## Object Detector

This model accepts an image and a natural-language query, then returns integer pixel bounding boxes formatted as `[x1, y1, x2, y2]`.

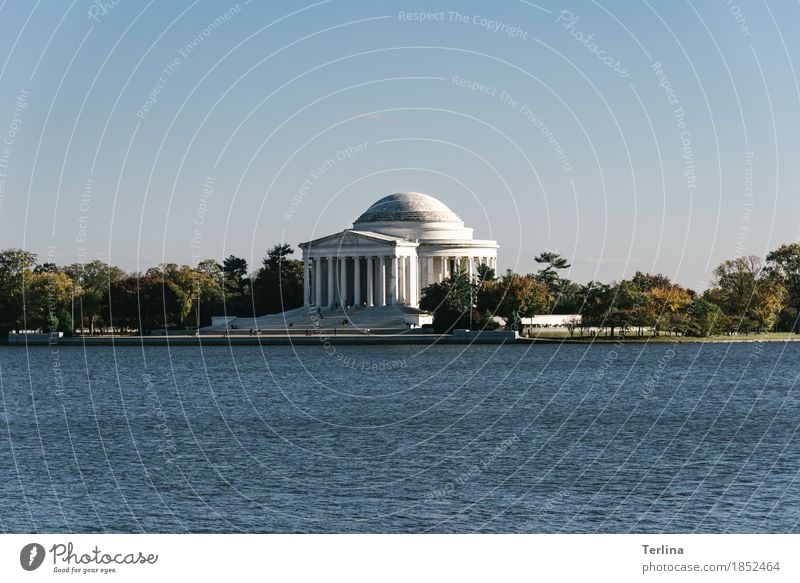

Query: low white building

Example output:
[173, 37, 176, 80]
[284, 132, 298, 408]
[521, 314, 583, 327]
[299, 192, 499, 308]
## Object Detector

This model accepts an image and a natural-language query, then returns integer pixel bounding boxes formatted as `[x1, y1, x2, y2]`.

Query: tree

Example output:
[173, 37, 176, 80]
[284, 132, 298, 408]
[420, 270, 475, 333]
[549, 278, 583, 314]
[33, 262, 59, 274]
[766, 243, 800, 332]
[159, 263, 225, 329]
[63, 260, 126, 334]
[647, 285, 693, 335]
[578, 281, 611, 335]
[106, 274, 182, 333]
[477, 269, 549, 330]
[631, 271, 672, 292]
[476, 262, 496, 282]
[253, 244, 304, 314]
[222, 255, 250, 312]
[710, 256, 785, 333]
[533, 251, 571, 286]
[107, 276, 140, 333]
[0, 249, 37, 332]
[750, 277, 786, 332]
[25, 271, 77, 333]
[137, 275, 181, 332]
[712, 256, 762, 317]
[194, 261, 224, 328]
[606, 279, 647, 336]
[564, 316, 581, 337]
[686, 297, 724, 337]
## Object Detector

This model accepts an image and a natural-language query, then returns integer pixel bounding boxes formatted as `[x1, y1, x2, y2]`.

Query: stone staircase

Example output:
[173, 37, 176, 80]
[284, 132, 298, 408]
[201, 304, 429, 334]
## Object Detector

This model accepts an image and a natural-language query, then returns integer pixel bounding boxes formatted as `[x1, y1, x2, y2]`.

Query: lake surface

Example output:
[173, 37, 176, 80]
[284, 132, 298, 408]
[1, 341, 798, 533]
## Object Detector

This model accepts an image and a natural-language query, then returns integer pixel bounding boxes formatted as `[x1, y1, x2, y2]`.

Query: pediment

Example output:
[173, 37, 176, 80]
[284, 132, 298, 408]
[300, 229, 405, 250]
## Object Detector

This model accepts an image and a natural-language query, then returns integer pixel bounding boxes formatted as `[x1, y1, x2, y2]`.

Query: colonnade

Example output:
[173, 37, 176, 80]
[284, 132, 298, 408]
[303, 254, 497, 309]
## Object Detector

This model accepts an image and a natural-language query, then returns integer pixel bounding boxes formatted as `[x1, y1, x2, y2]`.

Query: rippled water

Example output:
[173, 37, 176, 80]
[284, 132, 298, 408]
[1, 341, 798, 533]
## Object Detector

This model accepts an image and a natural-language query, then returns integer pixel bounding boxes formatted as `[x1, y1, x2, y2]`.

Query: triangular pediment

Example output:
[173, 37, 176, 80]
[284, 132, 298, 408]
[300, 229, 406, 249]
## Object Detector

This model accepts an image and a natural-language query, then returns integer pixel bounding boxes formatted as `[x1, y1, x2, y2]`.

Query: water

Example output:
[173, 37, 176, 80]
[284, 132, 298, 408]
[1, 341, 798, 533]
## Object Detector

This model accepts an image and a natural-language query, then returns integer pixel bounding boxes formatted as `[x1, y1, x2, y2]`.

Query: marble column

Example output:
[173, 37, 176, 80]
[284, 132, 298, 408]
[366, 256, 374, 307]
[353, 255, 361, 306]
[409, 254, 418, 307]
[426, 256, 434, 288]
[339, 256, 347, 307]
[327, 256, 334, 307]
[390, 256, 399, 305]
[379, 256, 387, 306]
[314, 257, 322, 305]
[399, 256, 405, 303]
[303, 258, 310, 306]
[406, 256, 412, 302]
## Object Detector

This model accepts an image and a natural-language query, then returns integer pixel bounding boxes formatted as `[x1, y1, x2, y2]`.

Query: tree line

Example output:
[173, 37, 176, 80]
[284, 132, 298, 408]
[420, 246, 800, 337]
[1, 242, 798, 338]
[0, 244, 303, 335]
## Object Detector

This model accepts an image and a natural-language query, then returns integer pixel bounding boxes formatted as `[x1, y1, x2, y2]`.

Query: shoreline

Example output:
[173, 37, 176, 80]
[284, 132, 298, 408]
[3, 333, 799, 347]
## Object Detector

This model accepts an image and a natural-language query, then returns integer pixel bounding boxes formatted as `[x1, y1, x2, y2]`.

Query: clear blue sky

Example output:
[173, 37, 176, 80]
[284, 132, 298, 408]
[0, 0, 798, 288]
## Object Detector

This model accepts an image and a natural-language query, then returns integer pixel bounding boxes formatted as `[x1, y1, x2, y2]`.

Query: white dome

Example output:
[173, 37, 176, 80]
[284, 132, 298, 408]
[354, 192, 462, 225]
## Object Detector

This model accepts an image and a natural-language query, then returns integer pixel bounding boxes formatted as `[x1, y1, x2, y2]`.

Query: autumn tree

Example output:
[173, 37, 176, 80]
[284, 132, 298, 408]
[647, 285, 693, 335]
[481, 270, 550, 330]
[709, 256, 785, 332]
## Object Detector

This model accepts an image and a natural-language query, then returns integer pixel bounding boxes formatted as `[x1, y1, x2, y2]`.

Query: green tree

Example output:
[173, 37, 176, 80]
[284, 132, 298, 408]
[25, 271, 77, 333]
[578, 281, 611, 334]
[0, 249, 37, 332]
[686, 297, 724, 337]
[766, 243, 800, 332]
[420, 270, 475, 333]
[106, 274, 183, 333]
[476, 262, 496, 282]
[222, 255, 250, 312]
[606, 279, 647, 336]
[550, 278, 583, 314]
[194, 261, 225, 328]
[162, 263, 225, 329]
[533, 251, 571, 286]
[710, 255, 785, 333]
[253, 244, 304, 314]
[63, 260, 126, 334]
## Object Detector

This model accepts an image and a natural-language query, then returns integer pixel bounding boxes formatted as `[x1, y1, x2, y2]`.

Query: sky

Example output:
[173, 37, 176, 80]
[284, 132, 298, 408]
[0, 0, 798, 288]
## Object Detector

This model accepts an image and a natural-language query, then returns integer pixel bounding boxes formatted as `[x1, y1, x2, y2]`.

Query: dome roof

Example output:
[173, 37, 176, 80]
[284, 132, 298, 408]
[354, 192, 461, 224]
